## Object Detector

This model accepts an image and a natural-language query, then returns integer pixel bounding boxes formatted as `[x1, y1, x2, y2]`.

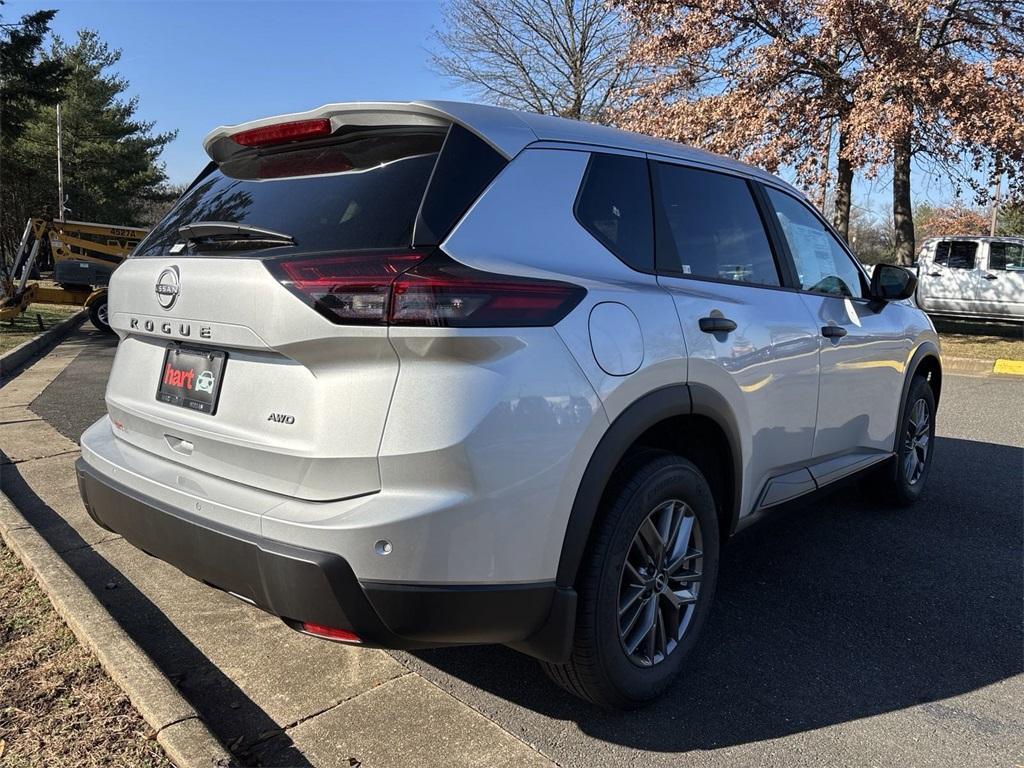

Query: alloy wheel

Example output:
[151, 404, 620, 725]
[618, 499, 703, 667]
[903, 397, 931, 485]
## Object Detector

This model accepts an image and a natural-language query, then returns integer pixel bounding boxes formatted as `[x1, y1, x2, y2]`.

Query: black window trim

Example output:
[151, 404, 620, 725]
[934, 239, 979, 270]
[572, 151, 657, 275]
[753, 180, 874, 302]
[648, 157, 790, 290]
[988, 239, 1024, 271]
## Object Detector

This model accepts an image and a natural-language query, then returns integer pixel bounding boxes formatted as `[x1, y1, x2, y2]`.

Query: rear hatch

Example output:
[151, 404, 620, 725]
[105, 114, 507, 500]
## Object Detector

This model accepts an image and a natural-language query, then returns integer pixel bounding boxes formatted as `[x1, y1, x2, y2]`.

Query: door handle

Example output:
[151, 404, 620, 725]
[928, 272, 943, 277]
[699, 316, 737, 333]
[984, 273, 998, 280]
[821, 325, 848, 339]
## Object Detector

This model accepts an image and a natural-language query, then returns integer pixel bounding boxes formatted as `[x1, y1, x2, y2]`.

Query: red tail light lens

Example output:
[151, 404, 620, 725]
[300, 622, 362, 643]
[267, 251, 585, 327]
[232, 118, 332, 148]
[269, 251, 428, 324]
[391, 255, 586, 327]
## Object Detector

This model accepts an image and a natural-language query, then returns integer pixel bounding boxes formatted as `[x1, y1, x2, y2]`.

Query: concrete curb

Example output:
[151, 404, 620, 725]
[943, 355, 1024, 376]
[942, 355, 1000, 376]
[0, 491, 235, 768]
[0, 309, 88, 381]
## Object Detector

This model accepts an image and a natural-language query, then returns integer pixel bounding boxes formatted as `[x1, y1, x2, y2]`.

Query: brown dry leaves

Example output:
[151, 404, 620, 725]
[0, 543, 171, 767]
[616, 0, 1024, 196]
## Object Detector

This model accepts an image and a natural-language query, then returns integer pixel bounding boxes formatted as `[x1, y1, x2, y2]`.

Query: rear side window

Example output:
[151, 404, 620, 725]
[136, 126, 485, 259]
[413, 124, 507, 246]
[989, 241, 1024, 271]
[575, 153, 654, 272]
[934, 241, 978, 269]
[652, 162, 780, 286]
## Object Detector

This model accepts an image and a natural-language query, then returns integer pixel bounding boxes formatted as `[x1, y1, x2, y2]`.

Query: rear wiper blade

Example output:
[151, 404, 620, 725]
[177, 221, 295, 246]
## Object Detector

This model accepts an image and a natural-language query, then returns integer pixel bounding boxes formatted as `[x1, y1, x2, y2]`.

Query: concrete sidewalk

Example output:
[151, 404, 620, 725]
[0, 328, 557, 768]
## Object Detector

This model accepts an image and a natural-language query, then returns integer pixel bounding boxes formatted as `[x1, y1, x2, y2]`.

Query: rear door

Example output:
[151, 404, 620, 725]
[976, 240, 1024, 318]
[758, 185, 910, 459]
[650, 160, 821, 516]
[105, 121, 505, 501]
[919, 240, 982, 313]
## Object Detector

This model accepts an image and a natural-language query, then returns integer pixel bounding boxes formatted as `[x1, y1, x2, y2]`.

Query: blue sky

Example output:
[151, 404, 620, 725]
[6, 0, 472, 185]
[6, 0, 972, 217]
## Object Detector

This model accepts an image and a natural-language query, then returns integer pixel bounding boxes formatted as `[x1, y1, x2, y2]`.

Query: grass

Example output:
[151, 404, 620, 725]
[934, 318, 1024, 361]
[0, 543, 171, 767]
[0, 303, 81, 355]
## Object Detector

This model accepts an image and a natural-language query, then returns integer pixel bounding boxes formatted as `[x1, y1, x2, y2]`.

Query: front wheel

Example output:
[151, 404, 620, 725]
[883, 375, 937, 506]
[543, 452, 720, 708]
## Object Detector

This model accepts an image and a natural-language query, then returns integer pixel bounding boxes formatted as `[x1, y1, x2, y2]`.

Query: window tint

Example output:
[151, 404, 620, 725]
[934, 241, 978, 269]
[764, 187, 864, 298]
[414, 124, 507, 246]
[136, 128, 445, 258]
[652, 163, 779, 286]
[575, 153, 654, 272]
[989, 241, 1024, 271]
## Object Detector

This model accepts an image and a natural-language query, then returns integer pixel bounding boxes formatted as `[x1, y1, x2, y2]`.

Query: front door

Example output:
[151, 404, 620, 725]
[976, 240, 1024, 318]
[650, 160, 820, 517]
[759, 186, 910, 459]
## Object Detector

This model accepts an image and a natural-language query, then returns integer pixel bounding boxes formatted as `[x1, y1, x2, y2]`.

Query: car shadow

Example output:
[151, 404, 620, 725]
[405, 435, 1023, 752]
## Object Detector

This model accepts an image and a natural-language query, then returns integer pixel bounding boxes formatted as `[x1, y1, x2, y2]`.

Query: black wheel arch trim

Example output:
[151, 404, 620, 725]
[893, 341, 942, 455]
[687, 382, 745, 537]
[555, 383, 744, 589]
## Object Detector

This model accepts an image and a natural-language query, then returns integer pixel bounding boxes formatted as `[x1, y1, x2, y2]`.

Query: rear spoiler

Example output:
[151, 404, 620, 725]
[203, 100, 537, 165]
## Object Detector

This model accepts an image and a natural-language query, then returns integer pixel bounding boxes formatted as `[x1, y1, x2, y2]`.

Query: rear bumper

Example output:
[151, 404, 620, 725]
[76, 457, 575, 660]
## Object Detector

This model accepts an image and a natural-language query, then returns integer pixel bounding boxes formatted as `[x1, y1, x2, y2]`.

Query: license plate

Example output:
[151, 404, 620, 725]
[156, 346, 227, 415]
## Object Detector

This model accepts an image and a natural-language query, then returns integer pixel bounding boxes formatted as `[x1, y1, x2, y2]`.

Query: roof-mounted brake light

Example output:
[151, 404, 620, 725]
[231, 118, 332, 148]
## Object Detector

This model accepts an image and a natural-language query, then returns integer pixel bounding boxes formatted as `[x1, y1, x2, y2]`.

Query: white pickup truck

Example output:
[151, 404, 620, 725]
[916, 236, 1024, 322]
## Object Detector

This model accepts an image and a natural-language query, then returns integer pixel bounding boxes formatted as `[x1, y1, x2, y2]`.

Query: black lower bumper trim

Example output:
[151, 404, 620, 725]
[75, 458, 573, 657]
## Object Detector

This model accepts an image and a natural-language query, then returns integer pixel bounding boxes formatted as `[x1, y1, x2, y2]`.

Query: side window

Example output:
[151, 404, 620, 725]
[934, 241, 978, 269]
[652, 162, 780, 286]
[989, 241, 1024, 271]
[574, 153, 653, 272]
[764, 187, 864, 298]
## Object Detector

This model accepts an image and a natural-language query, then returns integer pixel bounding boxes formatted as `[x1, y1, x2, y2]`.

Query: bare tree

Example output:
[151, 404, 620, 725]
[432, 0, 643, 123]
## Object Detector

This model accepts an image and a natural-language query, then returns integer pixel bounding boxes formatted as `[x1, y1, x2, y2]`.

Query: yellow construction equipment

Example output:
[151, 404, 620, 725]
[1, 217, 148, 332]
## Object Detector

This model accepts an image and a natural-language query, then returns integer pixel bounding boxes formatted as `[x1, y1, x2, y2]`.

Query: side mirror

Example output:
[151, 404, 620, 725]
[871, 263, 917, 301]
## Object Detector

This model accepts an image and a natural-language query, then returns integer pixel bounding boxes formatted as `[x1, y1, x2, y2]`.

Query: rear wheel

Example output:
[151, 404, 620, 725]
[543, 452, 719, 708]
[88, 297, 113, 334]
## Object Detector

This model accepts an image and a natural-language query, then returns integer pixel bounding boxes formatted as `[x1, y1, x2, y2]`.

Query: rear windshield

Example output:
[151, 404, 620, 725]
[135, 128, 446, 258]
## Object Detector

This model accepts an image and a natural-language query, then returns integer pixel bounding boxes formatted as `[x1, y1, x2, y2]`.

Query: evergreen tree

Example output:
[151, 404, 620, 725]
[2, 28, 177, 254]
[0, 8, 67, 143]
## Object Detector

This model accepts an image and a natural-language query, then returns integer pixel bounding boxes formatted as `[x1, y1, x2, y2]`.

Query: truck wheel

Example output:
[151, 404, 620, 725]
[543, 452, 720, 708]
[88, 298, 113, 334]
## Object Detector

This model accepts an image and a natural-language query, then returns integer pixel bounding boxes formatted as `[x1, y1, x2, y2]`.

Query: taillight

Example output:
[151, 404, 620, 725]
[268, 251, 427, 325]
[392, 255, 586, 327]
[231, 118, 332, 148]
[266, 251, 585, 327]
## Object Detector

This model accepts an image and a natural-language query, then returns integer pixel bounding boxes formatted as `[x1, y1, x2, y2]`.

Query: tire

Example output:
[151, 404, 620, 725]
[88, 297, 113, 334]
[882, 375, 937, 506]
[543, 452, 720, 708]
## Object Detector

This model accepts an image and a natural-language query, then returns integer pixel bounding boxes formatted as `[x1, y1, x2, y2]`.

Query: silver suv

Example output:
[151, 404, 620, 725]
[76, 101, 941, 708]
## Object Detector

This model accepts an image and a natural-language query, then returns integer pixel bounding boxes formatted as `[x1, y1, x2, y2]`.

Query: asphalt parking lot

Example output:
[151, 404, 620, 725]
[9, 325, 1024, 767]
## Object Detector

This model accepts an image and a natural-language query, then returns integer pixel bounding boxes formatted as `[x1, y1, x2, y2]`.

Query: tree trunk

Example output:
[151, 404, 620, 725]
[892, 130, 915, 265]
[832, 123, 853, 242]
